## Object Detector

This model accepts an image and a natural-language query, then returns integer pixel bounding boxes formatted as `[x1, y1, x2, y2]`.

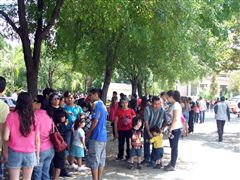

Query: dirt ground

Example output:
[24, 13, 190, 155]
[60, 112, 240, 180]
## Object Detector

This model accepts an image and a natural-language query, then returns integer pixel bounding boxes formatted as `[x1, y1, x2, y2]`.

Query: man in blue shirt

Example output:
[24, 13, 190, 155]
[86, 88, 107, 180]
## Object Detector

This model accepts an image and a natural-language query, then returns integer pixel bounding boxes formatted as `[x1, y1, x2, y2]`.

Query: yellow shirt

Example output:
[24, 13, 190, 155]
[0, 100, 9, 151]
[150, 133, 163, 148]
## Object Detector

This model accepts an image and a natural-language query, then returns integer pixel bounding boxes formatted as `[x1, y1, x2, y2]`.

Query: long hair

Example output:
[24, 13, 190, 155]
[110, 96, 118, 107]
[15, 92, 35, 137]
[36, 95, 53, 118]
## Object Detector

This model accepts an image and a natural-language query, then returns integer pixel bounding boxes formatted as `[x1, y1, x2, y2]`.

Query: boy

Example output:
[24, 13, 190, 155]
[129, 116, 143, 170]
[150, 126, 164, 169]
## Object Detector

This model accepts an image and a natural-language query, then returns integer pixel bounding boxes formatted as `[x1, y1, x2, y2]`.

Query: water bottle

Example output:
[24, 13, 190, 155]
[168, 130, 174, 139]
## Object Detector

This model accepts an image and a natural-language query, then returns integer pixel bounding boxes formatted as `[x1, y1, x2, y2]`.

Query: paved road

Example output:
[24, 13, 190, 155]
[63, 112, 240, 180]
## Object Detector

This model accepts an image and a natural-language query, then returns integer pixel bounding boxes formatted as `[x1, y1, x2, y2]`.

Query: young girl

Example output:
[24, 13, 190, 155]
[129, 116, 143, 170]
[69, 118, 88, 171]
[150, 126, 164, 169]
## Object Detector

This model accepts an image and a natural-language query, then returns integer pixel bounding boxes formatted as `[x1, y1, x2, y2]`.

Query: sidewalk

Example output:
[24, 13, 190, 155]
[64, 112, 240, 180]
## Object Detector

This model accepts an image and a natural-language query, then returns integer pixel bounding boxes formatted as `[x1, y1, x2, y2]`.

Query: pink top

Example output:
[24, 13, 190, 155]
[6, 111, 39, 153]
[35, 110, 53, 151]
[109, 102, 118, 122]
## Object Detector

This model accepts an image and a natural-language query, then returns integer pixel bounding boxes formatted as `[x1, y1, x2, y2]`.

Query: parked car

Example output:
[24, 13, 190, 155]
[226, 95, 240, 113]
[0, 97, 16, 111]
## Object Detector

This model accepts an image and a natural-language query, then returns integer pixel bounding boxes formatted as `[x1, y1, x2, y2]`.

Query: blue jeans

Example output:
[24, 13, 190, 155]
[200, 111, 205, 123]
[32, 148, 55, 180]
[143, 129, 151, 162]
[169, 129, 181, 167]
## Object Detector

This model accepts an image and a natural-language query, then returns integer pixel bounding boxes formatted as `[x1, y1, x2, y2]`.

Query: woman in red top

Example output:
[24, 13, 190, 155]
[109, 96, 118, 137]
[114, 97, 136, 160]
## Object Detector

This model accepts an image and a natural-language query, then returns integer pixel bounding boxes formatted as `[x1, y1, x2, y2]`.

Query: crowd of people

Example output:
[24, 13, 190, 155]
[0, 75, 231, 180]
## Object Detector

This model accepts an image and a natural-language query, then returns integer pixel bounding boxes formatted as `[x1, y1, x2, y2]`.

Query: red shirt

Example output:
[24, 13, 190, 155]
[116, 108, 136, 131]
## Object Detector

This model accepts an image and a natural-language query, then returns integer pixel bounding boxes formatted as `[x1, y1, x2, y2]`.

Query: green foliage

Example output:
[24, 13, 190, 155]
[228, 71, 240, 96]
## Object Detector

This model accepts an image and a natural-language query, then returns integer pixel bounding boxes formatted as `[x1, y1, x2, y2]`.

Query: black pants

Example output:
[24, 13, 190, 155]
[188, 111, 194, 133]
[216, 120, 225, 141]
[118, 130, 131, 160]
[169, 129, 181, 167]
[111, 122, 115, 137]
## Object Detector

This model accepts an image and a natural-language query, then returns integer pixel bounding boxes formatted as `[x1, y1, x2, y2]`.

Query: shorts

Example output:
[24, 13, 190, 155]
[70, 145, 84, 158]
[7, 148, 37, 168]
[87, 139, 106, 169]
[152, 148, 164, 161]
[53, 151, 65, 169]
[130, 148, 142, 157]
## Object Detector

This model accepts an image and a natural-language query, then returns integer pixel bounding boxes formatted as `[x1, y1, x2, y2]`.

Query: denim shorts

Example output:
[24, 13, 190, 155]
[152, 147, 164, 161]
[130, 148, 142, 157]
[87, 139, 106, 169]
[7, 148, 37, 168]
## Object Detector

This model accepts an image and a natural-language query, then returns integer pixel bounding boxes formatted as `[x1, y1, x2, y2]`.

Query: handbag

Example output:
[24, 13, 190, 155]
[50, 123, 68, 152]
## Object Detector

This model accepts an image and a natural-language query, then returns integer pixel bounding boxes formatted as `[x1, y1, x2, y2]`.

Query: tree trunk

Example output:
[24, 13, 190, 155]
[101, 65, 114, 103]
[144, 80, 147, 96]
[137, 80, 143, 98]
[131, 77, 138, 96]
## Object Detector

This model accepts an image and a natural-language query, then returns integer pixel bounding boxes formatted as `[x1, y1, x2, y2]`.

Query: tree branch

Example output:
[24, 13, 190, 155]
[41, 0, 64, 37]
[0, 10, 19, 34]
[18, 0, 29, 37]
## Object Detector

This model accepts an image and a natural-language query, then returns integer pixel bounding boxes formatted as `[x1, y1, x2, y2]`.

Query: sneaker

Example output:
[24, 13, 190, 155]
[69, 163, 78, 170]
[77, 166, 88, 171]
[163, 164, 175, 171]
[137, 163, 142, 170]
[128, 163, 134, 170]
[115, 157, 123, 161]
[154, 164, 162, 169]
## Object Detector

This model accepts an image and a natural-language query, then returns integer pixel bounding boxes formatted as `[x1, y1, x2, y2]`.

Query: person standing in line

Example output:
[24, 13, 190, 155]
[188, 97, 195, 133]
[86, 88, 108, 180]
[114, 98, 136, 161]
[164, 90, 182, 171]
[32, 95, 55, 180]
[214, 96, 230, 142]
[3, 92, 40, 180]
[0, 76, 10, 179]
[143, 96, 166, 165]
[199, 97, 207, 123]
[109, 96, 118, 138]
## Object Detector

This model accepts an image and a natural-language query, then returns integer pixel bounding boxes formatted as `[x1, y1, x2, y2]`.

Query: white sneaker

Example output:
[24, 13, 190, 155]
[77, 166, 89, 171]
[70, 163, 78, 170]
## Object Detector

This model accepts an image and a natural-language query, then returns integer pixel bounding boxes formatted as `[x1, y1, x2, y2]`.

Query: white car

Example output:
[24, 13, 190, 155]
[227, 95, 240, 114]
[0, 97, 16, 111]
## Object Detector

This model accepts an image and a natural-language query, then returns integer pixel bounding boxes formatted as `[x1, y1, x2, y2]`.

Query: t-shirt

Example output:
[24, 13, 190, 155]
[0, 100, 9, 150]
[6, 111, 39, 153]
[72, 128, 85, 148]
[150, 133, 163, 149]
[91, 100, 108, 142]
[65, 105, 83, 129]
[144, 106, 166, 129]
[35, 109, 53, 151]
[130, 128, 142, 148]
[116, 108, 136, 131]
[199, 100, 207, 111]
[109, 102, 118, 122]
[0, 99, 9, 123]
[172, 102, 183, 130]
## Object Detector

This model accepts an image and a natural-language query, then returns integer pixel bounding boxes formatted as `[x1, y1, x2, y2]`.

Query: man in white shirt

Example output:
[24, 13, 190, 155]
[199, 97, 207, 123]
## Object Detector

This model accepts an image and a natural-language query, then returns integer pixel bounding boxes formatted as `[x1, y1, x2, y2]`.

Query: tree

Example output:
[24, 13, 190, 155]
[228, 71, 240, 96]
[0, 0, 64, 97]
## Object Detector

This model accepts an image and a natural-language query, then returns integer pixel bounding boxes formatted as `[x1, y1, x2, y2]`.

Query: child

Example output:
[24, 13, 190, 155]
[150, 126, 164, 169]
[129, 116, 143, 170]
[52, 109, 68, 180]
[69, 118, 88, 171]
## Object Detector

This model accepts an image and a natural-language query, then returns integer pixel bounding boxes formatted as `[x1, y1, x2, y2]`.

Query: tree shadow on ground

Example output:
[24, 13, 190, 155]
[182, 131, 240, 154]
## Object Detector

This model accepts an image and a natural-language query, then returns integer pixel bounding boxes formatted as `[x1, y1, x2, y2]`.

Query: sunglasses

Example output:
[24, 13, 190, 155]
[33, 99, 39, 103]
[53, 97, 60, 100]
